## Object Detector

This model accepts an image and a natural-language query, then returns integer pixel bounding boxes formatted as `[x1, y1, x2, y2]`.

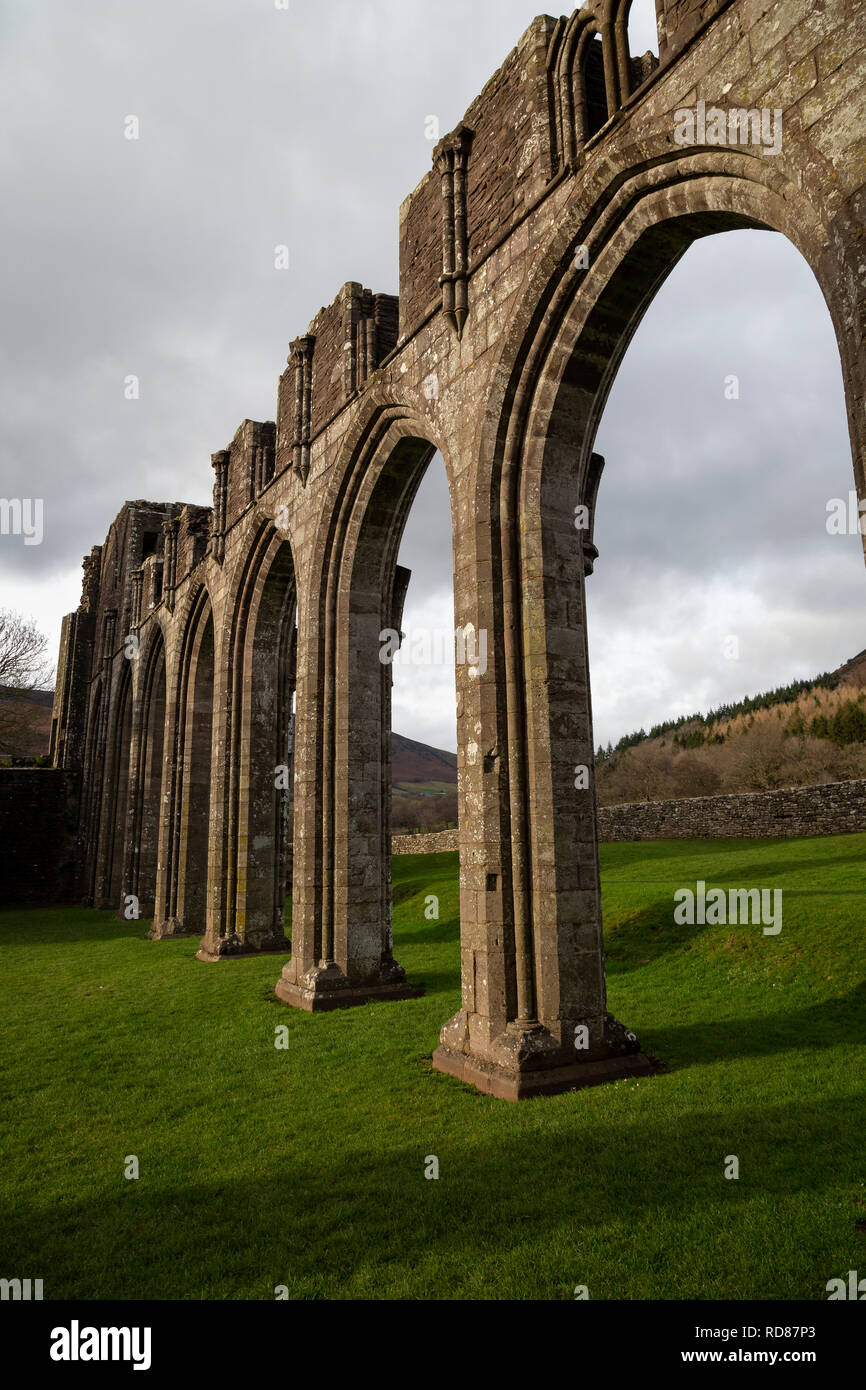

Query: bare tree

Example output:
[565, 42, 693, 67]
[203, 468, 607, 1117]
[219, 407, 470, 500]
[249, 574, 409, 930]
[0, 609, 54, 756]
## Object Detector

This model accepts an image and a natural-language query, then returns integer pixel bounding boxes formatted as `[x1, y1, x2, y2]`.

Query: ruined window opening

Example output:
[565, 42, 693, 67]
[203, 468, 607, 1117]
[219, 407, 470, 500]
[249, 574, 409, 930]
[627, 0, 660, 88]
[583, 37, 609, 139]
[627, 0, 659, 61]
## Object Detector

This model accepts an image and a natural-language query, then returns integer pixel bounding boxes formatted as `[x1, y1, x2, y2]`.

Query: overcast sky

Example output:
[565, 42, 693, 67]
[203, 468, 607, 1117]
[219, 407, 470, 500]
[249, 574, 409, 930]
[2, 0, 863, 753]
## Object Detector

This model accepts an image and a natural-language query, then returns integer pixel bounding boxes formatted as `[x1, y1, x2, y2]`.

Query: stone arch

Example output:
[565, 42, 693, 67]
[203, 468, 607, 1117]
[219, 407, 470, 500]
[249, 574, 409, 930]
[103, 661, 133, 911]
[548, 8, 617, 166]
[150, 584, 214, 937]
[276, 397, 452, 1009]
[512, 156, 858, 516]
[197, 518, 296, 959]
[479, 145, 860, 518]
[81, 675, 105, 904]
[127, 620, 167, 918]
[49, 3, 863, 1101]
[434, 147, 866, 1096]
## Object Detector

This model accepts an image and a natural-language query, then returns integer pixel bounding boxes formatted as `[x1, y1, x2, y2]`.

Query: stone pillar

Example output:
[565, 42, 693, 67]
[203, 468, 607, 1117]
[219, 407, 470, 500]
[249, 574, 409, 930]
[130, 568, 143, 632]
[82, 669, 110, 906]
[195, 608, 237, 959]
[150, 605, 215, 941]
[211, 453, 228, 564]
[278, 621, 297, 904]
[90, 611, 118, 907]
[274, 517, 416, 1011]
[162, 518, 179, 609]
[432, 457, 653, 1099]
[93, 660, 133, 912]
[198, 564, 294, 962]
[435, 125, 474, 339]
[149, 643, 186, 938]
[120, 630, 144, 919]
[288, 337, 314, 486]
[273, 585, 322, 997]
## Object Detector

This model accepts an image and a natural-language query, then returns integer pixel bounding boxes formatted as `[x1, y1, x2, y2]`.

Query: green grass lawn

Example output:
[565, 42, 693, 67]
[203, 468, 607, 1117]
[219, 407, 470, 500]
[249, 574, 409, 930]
[1, 834, 864, 1300]
[393, 779, 457, 796]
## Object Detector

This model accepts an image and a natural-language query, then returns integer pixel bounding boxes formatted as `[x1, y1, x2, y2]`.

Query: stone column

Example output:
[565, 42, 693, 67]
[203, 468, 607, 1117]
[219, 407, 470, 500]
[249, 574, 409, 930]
[120, 626, 144, 920]
[273, 571, 330, 1003]
[196, 608, 237, 958]
[274, 513, 416, 1011]
[211, 454, 228, 564]
[432, 457, 652, 1098]
[149, 645, 187, 938]
[162, 518, 179, 610]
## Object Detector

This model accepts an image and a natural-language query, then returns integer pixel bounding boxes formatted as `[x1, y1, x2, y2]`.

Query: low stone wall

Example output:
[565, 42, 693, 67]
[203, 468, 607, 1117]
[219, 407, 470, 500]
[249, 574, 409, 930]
[390, 780, 866, 854]
[0, 768, 81, 905]
[597, 778, 866, 841]
[392, 828, 459, 855]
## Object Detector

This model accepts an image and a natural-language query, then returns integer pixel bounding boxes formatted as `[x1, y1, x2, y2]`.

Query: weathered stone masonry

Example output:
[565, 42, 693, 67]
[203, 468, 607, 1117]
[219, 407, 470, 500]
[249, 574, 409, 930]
[46, 0, 866, 1098]
[599, 777, 866, 839]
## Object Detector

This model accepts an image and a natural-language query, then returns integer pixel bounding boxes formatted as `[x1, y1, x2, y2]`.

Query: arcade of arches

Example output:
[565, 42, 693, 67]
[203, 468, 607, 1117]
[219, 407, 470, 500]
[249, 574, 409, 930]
[49, 0, 866, 1098]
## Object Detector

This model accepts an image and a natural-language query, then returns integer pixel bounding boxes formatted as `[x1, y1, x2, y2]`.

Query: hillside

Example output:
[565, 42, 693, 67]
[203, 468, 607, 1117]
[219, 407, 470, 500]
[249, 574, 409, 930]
[391, 732, 457, 787]
[596, 649, 866, 806]
[832, 647, 866, 688]
[0, 686, 53, 760]
[390, 732, 458, 834]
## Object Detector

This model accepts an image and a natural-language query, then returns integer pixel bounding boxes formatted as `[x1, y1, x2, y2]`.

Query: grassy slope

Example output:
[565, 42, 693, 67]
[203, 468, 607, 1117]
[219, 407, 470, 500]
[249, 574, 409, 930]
[393, 779, 458, 797]
[0, 837, 864, 1301]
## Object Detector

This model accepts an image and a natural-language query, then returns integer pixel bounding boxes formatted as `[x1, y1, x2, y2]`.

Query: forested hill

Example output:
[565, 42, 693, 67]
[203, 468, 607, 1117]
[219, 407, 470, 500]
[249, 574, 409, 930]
[595, 651, 866, 806]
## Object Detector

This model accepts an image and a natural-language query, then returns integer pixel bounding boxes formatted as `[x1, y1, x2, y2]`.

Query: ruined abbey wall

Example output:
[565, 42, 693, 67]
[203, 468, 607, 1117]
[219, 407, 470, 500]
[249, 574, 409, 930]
[44, 0, 866, 1098]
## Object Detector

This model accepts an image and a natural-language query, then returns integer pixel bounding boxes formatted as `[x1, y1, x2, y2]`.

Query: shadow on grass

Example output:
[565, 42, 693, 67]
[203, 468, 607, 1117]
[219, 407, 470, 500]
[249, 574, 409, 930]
[0, 1087, 862, 1300]
[602, 887, 862, 975]
[601, 832, 866, 864]
[398, 919, 460, 945]
[604, 849, 866, 886]
[641, 981, 866, 1071]
[0, 907, 157, 946]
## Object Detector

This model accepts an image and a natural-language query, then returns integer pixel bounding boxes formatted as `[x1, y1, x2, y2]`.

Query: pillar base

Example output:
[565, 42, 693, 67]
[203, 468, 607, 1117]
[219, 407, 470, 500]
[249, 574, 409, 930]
[431, 1013, 658, 1100]
[274, 958, 419, 1012]
[431, 1043, 657, 1100]
[196, 931, 292, 962]
[147, 918, 196, 940]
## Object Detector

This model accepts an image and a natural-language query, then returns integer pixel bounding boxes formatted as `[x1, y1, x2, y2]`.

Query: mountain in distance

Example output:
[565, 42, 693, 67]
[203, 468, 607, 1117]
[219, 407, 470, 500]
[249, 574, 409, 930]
[0, 685, 53, 759]
[391, 731, 457, 790]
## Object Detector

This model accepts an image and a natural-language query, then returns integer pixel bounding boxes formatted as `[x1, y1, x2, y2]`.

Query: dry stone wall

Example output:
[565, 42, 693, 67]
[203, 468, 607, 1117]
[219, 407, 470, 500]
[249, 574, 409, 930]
[392, 828, 459, 855]
[598, 777, 866, 840]
[392, 780, 866, 853]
